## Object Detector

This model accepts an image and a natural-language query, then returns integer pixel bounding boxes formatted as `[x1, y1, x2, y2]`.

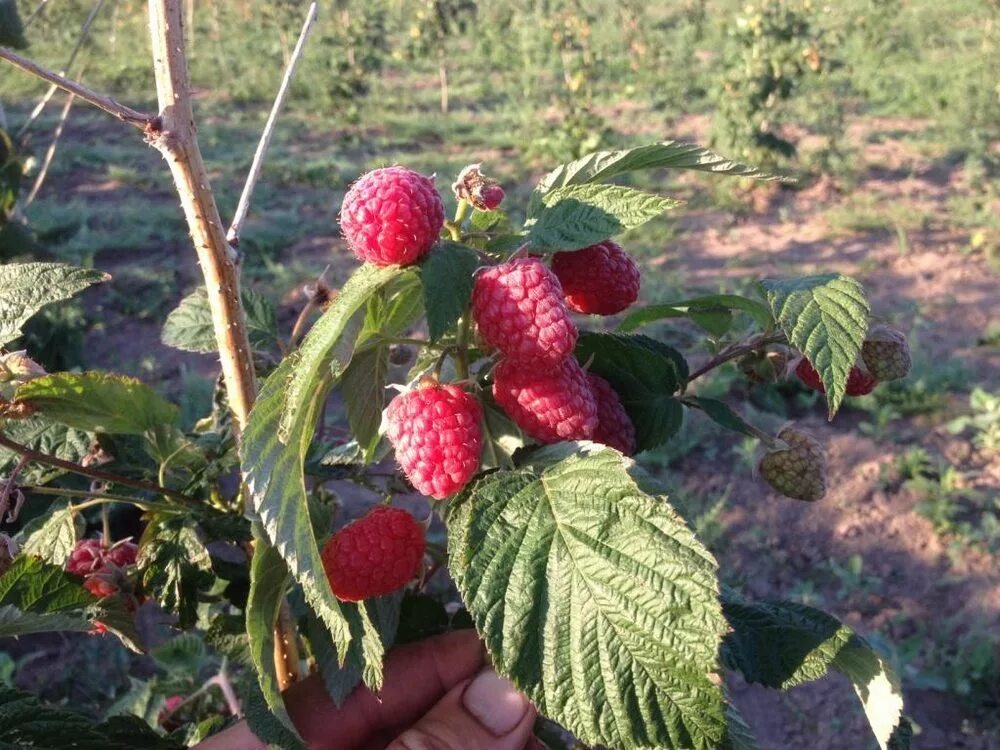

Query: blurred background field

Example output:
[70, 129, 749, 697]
[1, 1, 998, 747]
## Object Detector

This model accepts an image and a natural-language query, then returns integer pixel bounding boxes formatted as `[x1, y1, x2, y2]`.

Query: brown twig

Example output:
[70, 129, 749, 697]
[686, 331, 787, 384]
[227, 2, 318, 248]
[24, 91, 76, 206]
[0, 433, 199, 506]
[0, 47, 155, 129]
[146, 0, 257, 434]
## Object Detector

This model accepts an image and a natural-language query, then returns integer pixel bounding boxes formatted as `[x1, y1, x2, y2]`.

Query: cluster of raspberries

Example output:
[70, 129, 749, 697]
[472, 245, 640, 456]
[66, 538, 139, 633]
[793, 323, 912, 398]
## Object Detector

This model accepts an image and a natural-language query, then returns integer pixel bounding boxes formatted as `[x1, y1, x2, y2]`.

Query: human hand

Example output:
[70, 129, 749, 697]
[195, 630, 540, 750]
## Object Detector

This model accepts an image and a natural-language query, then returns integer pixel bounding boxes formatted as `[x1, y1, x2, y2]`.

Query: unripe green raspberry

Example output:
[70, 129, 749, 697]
[758, 427, 827, 502]
[861, 324, 911, 381]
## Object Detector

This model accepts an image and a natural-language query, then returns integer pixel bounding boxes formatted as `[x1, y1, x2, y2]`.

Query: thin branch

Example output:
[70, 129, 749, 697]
[18, 0, 108, 138]
[24, 91, 76, 206]
[24, 0, 52, 29]
[24, 485, 178, 512]
[686, 331, 787, 383]
[0, 47, 155, 130]
[226, 2, 318, 247]
[0, 433, 198, 507]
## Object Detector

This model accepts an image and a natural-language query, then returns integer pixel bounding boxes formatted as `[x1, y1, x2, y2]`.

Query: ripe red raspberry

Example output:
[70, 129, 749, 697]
[795, 359, 878, 397]
[551, 240, 641, 315]
[479, 184, 505, 211]
[472, 258, 577, 364]
[321, 506, 426, 602]
[492, 358, 597, 444]
[386, 382, 483, 499]
[586, 374, 637, 455]
[339, 166, 445, 267]
[66, 539, 106, 576]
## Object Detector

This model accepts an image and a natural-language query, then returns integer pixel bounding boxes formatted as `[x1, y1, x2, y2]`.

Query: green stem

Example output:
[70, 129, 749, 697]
[377, 336, 448, 351]
[454, 315, 471, 380]
[454, 198, 470, 226]
[685, 331, 787, 384]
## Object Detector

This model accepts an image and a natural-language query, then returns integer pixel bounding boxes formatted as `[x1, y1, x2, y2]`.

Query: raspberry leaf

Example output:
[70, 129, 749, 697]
[138, 516, 214, 630]
[0, 262, 109, 347]
[246, 531, 306, 748]
[619, 294, 774, 334]
[340, 346, 389, 462]
[448, 444, 728, 750]
[0, 417, 91, 486]
[760, 274, 870, 418]
[307, 594, 402, 706]
[687, 397, 759, 438]
[242, 357, 352, 660]
[418, 241, 479, 341]
[575, 332, 687, 452]
[161, 287, 280, 354]
[721, 594, 909, 750]
[279, 263, 402, 442]
[529, 140, 783, 217]
[20, 506, 80, 566]
[16, 372, 179, 434]
[527, 184, 678, 251]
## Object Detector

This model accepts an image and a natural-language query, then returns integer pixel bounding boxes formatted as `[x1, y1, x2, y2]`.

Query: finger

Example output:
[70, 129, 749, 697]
[288, 629, 485, 749]
[387, 667, 536, 750]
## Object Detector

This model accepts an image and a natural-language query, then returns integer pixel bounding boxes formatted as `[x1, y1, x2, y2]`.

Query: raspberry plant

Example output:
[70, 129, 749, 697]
[0, 3, 914, 749]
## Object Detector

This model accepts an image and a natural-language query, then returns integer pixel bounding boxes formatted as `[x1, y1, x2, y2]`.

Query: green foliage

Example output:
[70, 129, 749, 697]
[0, 262, 108, 347]
[139, 516, 214, 629]
[760, 273, 869, 416]
[448, 444, 728, 749]
[162, 287, 280, 355]
[418, 241, 478, 341]
[16, 372, 179, 434]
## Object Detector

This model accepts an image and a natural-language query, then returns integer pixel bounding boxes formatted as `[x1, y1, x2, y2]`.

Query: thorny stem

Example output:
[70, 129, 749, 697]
[227, 2, 318, 248]
[685, 331, 787, 384]
[0, 47, 155, 129]
[0, 433, 198, 507]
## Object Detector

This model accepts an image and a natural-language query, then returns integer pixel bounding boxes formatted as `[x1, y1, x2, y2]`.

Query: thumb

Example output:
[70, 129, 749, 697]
[387, 667, 535, 750]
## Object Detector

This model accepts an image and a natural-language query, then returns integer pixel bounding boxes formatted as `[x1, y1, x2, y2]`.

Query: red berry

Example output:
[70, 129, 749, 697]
[472, 258, 577, 364]
[321, 507, 426, 602]
[551, 240, 641, 315]
[105, 540, 138, 568]
[492, 358, 597, 444]
[386, 382, 483, 499]
[339, 166, 445, 267]
[66, 539, 106, 576]
[587, 374, 637, 455]
[796, 358, 877, 396]
[479, 184, 505, 210]
[84, 573, 119, 598]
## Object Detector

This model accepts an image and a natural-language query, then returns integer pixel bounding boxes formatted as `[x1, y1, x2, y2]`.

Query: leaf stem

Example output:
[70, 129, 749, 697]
[0, 433, 198, 507]
[454, 315, 472, 380]
[24, 485, 178, 512]
[685, 331, 787, 384]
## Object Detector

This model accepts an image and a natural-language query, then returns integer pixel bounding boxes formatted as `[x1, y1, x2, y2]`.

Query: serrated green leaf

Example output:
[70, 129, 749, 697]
[529, 141, 781, 216]
[280, 264, 402, 442]
[243, 680, 304, 750]
[0, 555, 94, 614]
[242, 358, 351, 658]
[527, 184, 677, 251]
[21, 508, 78, 565]
[619, 294, 773, 334]
[0, 418, 91, 485]
[760, 274, 870, 418]
[448, 444, 727, 750]
[339, 345, 389, 462]
[16, 372, 179, 434]
[204, 613, 253, 666]
[575, 332, 687, 452]
[362, 271, 423, 341]
[418, 242, 480, 341]
[479, 398, 524, 471]
[721, 702, 760, 750]
[138, 516, 214, 629]
[161, 287, 280, 354]
[308, 594, 401, 706]
[0, 604, 91, 637]
[0, 262, 108, 347]
[246, 530, 305, 748]
[721, 595, 907, 750]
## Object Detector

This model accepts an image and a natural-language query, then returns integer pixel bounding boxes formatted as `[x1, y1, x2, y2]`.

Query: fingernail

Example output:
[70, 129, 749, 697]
[462, 668, 529, 736]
